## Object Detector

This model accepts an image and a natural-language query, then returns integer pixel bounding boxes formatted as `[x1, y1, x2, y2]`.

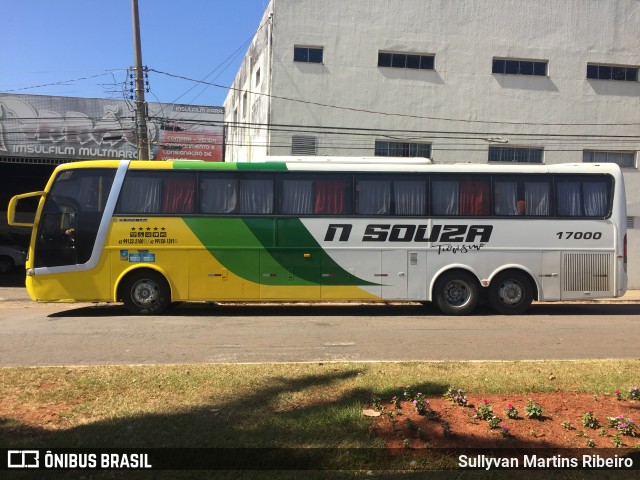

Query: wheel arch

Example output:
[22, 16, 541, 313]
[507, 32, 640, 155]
[114, 265, 174, 302]
[428, 265, 482, 302]
[487, 265, 540, 301]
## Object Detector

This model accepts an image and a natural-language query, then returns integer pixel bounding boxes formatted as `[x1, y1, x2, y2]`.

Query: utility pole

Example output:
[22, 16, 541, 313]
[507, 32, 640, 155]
[132, 0, 149, 160]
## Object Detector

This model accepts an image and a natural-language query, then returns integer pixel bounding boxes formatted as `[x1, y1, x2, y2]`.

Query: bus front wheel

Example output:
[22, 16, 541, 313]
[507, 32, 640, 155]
[488, 271, 534, 315]
[433, 271, 479, 316]
[121, 270, 171, 315]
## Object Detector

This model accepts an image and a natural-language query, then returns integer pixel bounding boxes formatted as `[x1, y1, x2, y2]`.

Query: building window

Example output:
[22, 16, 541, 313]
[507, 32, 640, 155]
[586, 64, 638, 82]
[255, 68, 261, 87]
[583, 151, 636, 169]
[242, 92, 248, 118]
[375, 140, 432, 158]
[378, 52, 434, 70]
[492, 58, 547, 76]
[488, 147, 544, 163]
[291, 135, 317, 155]
[294, 46, 323, 63]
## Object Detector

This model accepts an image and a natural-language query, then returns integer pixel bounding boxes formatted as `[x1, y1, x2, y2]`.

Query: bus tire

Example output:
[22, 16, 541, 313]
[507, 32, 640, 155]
[121, 270, 171, 315]
[433, 271, 479, 316]
[488, 270, 534, 315]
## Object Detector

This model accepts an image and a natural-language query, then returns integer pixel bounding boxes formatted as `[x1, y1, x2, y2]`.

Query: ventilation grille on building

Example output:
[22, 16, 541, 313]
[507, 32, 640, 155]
[627, 217, 636, 229]
[291, 136, 317, 156]
[562, 253, 612, 293]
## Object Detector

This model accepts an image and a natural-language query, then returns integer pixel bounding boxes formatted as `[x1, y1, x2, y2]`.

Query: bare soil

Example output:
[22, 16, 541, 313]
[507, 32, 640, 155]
[3, 388, 639, 451]
[370, 393, 640, 449]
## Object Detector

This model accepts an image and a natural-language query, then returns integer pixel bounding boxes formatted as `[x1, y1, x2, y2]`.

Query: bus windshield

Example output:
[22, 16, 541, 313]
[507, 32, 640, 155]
[35, 168, 115, 268]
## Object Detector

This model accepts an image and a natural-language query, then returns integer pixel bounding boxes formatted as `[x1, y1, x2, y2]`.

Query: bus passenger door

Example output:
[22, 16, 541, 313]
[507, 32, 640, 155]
[381, 250, 408, 299]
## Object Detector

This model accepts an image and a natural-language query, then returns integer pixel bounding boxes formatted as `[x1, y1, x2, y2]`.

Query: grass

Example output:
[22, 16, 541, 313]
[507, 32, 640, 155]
[1, 360, 639, 478]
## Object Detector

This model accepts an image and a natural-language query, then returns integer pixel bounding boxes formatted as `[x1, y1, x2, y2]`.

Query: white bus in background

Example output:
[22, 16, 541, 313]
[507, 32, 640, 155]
[7, 158, 627, 315]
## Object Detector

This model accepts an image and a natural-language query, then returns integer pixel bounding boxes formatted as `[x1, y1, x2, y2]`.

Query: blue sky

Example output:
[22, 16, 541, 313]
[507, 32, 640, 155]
[2, 0, 268, 106]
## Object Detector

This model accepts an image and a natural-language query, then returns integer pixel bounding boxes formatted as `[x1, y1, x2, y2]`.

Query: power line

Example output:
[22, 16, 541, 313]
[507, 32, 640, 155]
[0, 71, 127, 95]
[150, 18, 271, 124]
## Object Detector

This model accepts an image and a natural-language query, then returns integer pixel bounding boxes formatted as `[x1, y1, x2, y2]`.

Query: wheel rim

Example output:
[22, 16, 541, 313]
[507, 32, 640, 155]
[497, 280, 524, 306]
[443, 280, 471, 308]
[131, 279, 160, 308]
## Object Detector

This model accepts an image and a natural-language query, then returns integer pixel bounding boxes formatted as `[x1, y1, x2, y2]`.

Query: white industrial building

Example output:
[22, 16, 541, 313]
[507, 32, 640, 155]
[224, 0, 640, 287]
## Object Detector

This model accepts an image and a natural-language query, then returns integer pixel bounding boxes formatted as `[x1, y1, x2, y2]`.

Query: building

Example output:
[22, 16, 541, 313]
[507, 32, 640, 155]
[224, 0, 640, 287]
[0, 93, 224, 240]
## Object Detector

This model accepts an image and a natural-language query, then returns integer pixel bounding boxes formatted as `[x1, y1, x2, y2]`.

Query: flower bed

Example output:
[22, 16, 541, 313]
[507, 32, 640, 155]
[368, 388, 640, 449]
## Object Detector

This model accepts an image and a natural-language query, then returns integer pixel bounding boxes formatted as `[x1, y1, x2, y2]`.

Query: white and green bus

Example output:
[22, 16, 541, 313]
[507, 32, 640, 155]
[8, 157, 627, 315]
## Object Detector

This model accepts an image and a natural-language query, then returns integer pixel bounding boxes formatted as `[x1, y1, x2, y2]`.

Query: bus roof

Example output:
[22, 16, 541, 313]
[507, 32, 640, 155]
[54, 159, 623, 177]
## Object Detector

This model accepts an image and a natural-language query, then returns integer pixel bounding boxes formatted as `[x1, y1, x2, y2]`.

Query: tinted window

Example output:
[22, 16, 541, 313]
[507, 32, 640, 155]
[555, 175, 611, 217]
[294, 46, 323, 63]
[355, 175, 427, 216]
[279, 175, 351, 215]
[493, 176, 551, 216]
[116, 172, 195, 214]
[432, 176, 490, 216]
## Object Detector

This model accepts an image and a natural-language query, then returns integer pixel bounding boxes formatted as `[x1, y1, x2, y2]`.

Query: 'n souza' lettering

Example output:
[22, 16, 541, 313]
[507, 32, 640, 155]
[324, 224, 493, 243]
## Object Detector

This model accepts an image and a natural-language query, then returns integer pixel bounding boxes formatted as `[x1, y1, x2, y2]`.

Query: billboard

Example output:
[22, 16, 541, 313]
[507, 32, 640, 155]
[0, 94, 224, 162]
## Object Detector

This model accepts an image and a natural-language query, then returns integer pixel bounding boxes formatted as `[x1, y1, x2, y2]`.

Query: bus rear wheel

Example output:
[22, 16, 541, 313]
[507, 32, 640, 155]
[121, 270, 171, 315]
[488, 271, 534, 315]
[433, 271, 479, 316]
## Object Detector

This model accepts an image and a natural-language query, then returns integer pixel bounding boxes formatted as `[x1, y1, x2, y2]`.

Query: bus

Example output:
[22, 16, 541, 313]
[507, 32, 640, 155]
[7, 158, 627, 316]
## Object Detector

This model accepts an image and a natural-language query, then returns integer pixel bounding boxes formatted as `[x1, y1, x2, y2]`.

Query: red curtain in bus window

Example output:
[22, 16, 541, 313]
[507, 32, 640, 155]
[314, 180, 346, 214]
[162, 177, 195, 213]
[460, 179, 490, 215]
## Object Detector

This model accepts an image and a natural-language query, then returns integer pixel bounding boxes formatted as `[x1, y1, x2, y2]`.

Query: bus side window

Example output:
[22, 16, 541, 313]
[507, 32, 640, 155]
[314, 178, 349, 215]
[523, 181, 550, 216]
[494, 178, 551, 217]
[432, 179, 459, 215]
[555, 176, 611, 217]
[432, 176, 489, 216]
[162, 175, 195, 214]
[583, 180, 610, 217]
[238, 175, 274, 214]
[117, 176, 162, 213]
[200, 176, 238, 214]
[393, 179, 427, 216]
[494, 181, 520, 215]
[280, 177, 314, 215]
[556, 180, 582, 216]
[460, 177, 490, 215]
[356, 177, 391, 215]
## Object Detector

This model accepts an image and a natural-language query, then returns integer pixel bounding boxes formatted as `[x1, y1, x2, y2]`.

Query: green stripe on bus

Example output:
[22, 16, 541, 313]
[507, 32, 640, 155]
[172, 161, 289, 171]
[184, 217, 375, 286]
[244, 218, 376, 286]
[173, 161, 239, 170]
[236, 162, 288, 171]
[184, 217, 314, 286]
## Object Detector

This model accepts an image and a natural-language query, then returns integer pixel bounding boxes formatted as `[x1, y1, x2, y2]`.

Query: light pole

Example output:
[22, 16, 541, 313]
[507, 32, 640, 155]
[132, 0, 149, 160]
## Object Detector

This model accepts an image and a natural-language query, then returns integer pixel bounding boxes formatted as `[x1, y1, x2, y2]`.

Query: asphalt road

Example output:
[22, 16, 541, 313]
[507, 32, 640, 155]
[1, 274, 639, 366]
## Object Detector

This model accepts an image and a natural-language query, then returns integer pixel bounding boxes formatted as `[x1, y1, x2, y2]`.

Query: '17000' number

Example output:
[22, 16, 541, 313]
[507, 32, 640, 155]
[556, 231, 602, 240]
